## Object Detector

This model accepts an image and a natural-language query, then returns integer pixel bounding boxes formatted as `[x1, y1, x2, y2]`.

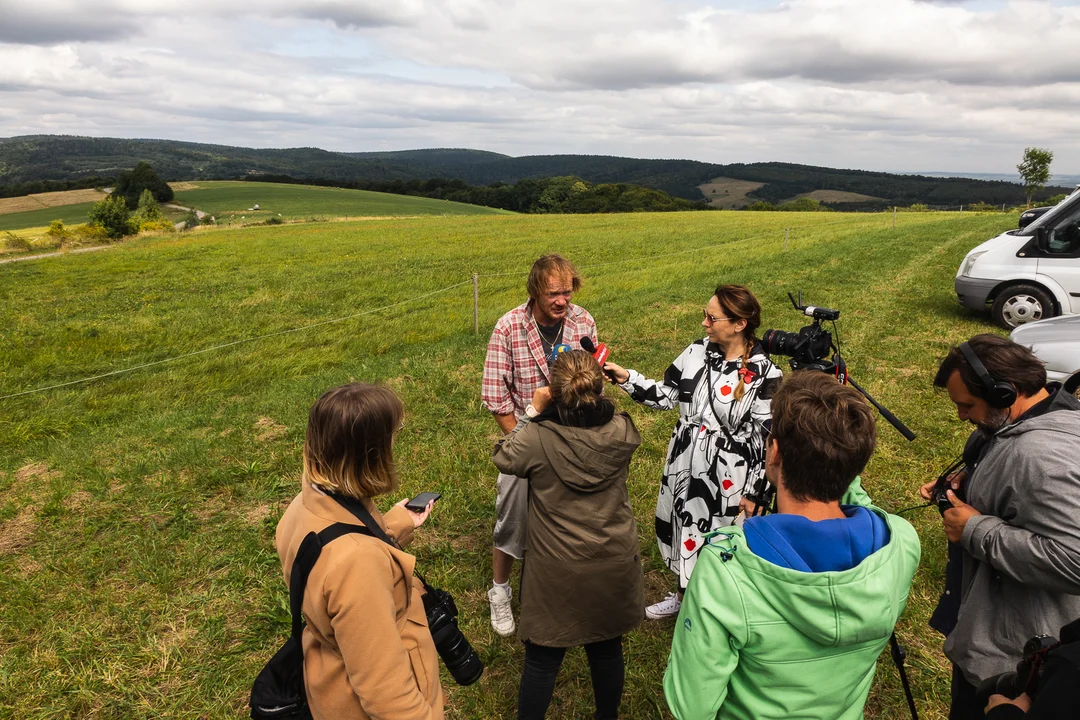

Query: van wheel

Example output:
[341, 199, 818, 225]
[991, 284, 1056, 329]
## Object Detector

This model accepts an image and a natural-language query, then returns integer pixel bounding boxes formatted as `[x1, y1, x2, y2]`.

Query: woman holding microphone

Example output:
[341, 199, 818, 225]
[604, 284, 782, 620]
[493, 350, 643, 720]
[275, 383, 444, 720]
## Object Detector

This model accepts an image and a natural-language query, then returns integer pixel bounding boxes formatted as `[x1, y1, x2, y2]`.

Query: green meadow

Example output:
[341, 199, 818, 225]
[0, 202, 99, 233]
[0, 210, 1017, 718]
[172, 181, 513, 224]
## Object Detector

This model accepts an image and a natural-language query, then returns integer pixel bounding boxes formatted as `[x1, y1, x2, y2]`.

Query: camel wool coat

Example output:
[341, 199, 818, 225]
[275, 478, 445, 720]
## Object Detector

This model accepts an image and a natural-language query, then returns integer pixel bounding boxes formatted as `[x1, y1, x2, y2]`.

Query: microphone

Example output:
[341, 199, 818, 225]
[580, 336, 608, 365]
[580, 337, 617, 381]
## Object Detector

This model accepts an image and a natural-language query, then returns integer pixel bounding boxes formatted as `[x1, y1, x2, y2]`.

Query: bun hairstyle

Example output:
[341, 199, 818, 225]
[714, 284, 763, 401]
[549, 350, 613, 424]
[303, 382, 403, 499]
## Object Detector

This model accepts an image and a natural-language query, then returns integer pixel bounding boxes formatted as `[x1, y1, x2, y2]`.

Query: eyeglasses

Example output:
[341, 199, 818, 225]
[703, 309, 734, 325]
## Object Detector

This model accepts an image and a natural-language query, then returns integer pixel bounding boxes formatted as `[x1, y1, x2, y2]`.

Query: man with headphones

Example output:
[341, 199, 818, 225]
[924, 333, 1080, 719]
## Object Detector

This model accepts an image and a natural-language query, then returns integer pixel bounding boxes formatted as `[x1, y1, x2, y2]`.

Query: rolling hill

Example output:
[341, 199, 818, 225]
[1, 135, 1072, 210]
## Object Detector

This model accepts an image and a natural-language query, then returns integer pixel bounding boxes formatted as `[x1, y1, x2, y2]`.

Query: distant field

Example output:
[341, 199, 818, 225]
[795, 189, 884, 203]
[0, 210, 1018, 719]
[697, 176, 765, 208]
[172, 181, 514, 223]
[0, 189, 106, 215]
[0, 202, 98, 232]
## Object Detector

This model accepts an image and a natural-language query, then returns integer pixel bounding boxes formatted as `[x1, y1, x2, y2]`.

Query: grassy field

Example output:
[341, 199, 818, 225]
[172, 181, 513, 224]
[0, 202, 99, 232]
[0, 210, 1018, 719]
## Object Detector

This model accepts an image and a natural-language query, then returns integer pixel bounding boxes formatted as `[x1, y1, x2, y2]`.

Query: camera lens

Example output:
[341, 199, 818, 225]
[424, 589, 484, 686]
[761, 328, 800, 357]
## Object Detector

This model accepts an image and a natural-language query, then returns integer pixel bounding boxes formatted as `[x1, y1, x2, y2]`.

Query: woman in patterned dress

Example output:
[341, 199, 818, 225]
[603, 285, 783, 619]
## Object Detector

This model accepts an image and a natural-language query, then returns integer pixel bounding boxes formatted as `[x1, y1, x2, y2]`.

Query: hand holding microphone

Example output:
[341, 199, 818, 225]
[581, 337, 627, 384]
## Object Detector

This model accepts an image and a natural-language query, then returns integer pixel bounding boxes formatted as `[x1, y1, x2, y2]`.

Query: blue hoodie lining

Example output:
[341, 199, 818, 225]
[743, 506, 889, 573]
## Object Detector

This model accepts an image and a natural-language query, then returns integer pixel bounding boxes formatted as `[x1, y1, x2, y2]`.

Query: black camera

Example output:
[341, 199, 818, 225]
[423, 586, 484, 686]
[761, 292, 842, 374]
[976, 634, 1060, 705]
[930, 457, 966, 514]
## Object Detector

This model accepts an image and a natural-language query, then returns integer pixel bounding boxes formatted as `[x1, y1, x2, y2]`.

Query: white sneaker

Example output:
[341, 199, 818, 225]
[645, 592, 682, 620]
[488, 584, 516, 636]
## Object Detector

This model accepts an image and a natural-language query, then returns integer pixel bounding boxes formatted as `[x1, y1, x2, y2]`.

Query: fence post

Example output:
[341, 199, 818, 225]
[893, 206, 897, 229]
[784, 227, 790, 251]
[473, 273, 479, 334]
[960, 205, 963, 213]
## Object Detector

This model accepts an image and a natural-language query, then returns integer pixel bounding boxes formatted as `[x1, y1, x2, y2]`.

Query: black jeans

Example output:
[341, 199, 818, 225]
[950, 664, 985, 720]
[518, 636, 625, 720]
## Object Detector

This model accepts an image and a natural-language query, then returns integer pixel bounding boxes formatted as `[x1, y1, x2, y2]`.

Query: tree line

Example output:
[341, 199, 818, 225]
[246, 174, 712, 213]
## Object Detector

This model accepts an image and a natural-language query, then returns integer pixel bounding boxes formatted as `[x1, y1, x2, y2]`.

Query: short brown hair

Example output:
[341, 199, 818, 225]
[770, 371, 877, 502]
[934, 333, 1046, 399]
[549, 350, 613, 425]
[527, 254, 582, 301]
[302, 383, 403, 499]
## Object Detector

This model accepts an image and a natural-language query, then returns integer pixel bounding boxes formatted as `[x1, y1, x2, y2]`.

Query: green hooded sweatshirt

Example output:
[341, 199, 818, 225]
[663, 487, 920, 720]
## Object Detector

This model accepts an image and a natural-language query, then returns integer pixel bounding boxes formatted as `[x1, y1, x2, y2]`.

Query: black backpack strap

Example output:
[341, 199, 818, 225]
[327, 493, 435, 592]
[288, 522, 371, 643]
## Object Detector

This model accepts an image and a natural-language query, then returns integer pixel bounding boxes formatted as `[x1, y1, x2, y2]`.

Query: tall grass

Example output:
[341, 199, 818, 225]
[0, 210, 1014, 718]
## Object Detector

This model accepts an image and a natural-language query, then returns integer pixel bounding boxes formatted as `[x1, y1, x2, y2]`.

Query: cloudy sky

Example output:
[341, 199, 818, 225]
[2, 0, 1079, 173]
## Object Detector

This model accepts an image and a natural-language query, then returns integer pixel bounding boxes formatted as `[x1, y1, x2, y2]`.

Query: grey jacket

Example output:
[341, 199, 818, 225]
[945, 389, 1080, 684]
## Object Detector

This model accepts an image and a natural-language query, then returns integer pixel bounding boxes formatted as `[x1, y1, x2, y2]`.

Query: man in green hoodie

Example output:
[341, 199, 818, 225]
[664, 371, 921, 720]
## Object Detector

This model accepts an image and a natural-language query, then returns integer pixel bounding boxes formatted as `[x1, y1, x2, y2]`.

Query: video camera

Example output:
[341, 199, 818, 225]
[976, 634, 1061, 706]
[761, 292, 843, 376]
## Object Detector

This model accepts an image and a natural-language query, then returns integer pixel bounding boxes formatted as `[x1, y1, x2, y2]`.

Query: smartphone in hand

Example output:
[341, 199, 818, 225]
[405, 492, 442, 513]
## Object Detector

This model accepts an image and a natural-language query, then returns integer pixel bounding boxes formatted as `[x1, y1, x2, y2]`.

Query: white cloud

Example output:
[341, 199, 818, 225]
[0, 0, 1078, 172]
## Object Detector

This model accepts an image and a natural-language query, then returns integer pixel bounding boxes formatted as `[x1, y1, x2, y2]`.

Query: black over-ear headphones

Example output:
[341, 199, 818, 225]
[959, 342, 1017, 409]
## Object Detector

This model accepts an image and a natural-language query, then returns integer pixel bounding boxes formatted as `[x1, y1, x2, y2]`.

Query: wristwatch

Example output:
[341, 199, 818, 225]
[525, 404, 539, 419]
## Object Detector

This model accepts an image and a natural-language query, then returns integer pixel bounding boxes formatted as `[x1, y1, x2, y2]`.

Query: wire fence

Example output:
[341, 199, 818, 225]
[0, 211, 975, 401]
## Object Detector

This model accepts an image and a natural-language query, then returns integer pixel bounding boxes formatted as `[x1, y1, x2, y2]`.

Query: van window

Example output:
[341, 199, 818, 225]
[1047, 203, 1080, 254]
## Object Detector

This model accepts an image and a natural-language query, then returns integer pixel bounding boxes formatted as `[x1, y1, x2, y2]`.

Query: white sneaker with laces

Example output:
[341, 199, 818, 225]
[488, 584, 515, 636]
[645, 592, 682, 620]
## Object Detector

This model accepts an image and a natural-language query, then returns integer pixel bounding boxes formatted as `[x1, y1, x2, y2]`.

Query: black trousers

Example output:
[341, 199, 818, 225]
[518, 636, 625, 720]
[950, 664, 985, 720]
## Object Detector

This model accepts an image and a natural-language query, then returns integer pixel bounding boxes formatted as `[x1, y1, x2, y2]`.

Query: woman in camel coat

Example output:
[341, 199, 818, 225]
[276, 383, 442, 720]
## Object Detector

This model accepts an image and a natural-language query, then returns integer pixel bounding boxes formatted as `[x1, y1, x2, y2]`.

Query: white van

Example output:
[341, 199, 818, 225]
[955, 186, 1080, 328]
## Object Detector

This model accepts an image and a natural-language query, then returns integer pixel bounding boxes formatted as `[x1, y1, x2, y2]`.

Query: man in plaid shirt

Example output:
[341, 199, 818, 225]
[482, 254, 598, 636]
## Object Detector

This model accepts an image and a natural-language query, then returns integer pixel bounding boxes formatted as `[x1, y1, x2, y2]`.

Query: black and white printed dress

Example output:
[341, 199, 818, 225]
[620, 339, 782, 589]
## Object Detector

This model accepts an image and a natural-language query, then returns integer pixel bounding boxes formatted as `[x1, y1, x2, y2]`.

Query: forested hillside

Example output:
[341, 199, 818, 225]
[1, 135, 1071, 209]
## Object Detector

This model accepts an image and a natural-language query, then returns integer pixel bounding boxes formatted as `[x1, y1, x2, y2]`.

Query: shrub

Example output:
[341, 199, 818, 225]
[45, 219, 72, 247]
[138, 219, 175, 233]
[72, 224, 111, 244]
[133, 189, 165, 223]
[3, 231, 32, 251]
[966, 201, 998, 212]
[265, 216, 283, 225]
[744, 201, 776, 211]
[1046, 194, 1069, 206]
[88, 196, 135, 238]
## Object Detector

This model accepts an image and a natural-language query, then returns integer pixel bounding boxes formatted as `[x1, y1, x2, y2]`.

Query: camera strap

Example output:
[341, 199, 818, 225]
[328, 492, 435, 592]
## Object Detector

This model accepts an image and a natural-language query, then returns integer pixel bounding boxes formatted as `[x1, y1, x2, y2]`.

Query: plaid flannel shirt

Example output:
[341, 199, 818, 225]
[481, 300, 597, 418]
